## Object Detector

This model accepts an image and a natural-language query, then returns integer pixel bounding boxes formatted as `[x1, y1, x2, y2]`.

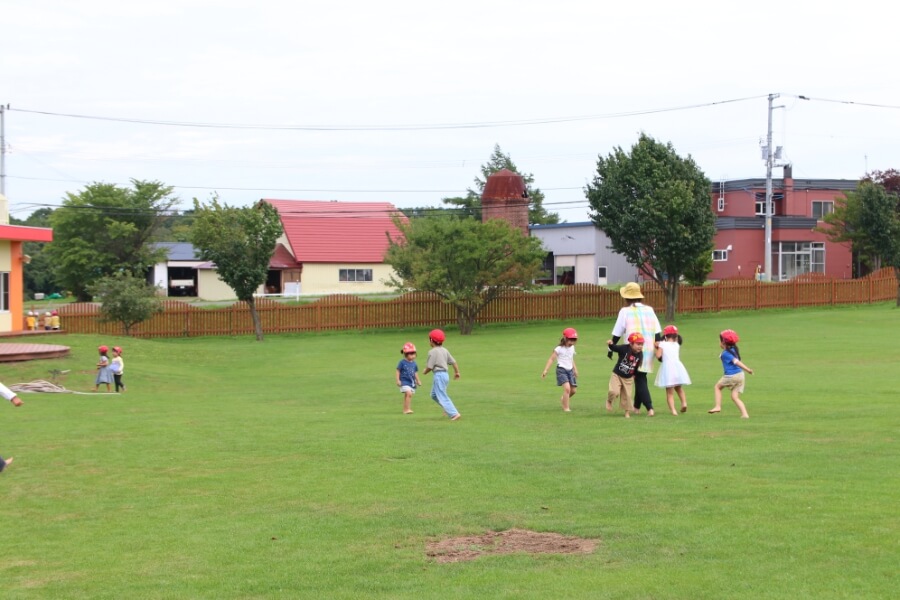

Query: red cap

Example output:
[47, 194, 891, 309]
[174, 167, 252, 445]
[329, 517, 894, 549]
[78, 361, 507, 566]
[113, 346, 123, 354]
[401, 342, 416, 354]
[663, 325, 678, 336]
[627, 332, 645, 344]
[429, 329, 446, 343]
[720, 329, 739, 345]
[562, 327, 578, 339]
[98, 345, 109, 353]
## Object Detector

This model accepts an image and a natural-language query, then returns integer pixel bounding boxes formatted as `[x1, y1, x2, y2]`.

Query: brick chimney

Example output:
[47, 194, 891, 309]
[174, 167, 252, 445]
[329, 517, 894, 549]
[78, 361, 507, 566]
[481, 169, 528, 234]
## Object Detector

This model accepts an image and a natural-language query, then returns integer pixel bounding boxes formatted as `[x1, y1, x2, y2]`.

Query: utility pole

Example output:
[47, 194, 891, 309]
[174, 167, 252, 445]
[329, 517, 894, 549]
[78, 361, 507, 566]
[0, 104, 7, 196]
[763, 93, 779, 282]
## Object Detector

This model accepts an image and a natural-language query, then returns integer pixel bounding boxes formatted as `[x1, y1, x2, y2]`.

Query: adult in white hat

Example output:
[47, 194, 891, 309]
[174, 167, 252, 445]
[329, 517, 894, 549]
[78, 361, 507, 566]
[609, 282, 662, 416]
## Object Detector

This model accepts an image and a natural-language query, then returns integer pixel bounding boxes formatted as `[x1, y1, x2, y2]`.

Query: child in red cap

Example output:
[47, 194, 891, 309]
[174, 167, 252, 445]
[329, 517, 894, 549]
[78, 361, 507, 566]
[709, 330, 753, 418]
[422, 329, 461, 421]
[541, 327, 579, 412]
[396, 342, 422, 414]
[94, 345, 113, 392]
[605, 332, 646, 417]
[654, 325, 691, 415]
[111, 346, 126, 393]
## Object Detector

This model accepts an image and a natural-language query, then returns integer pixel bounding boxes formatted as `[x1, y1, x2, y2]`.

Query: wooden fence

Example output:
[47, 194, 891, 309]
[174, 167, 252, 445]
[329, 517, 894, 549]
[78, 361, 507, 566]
[56, 268, 898, 339]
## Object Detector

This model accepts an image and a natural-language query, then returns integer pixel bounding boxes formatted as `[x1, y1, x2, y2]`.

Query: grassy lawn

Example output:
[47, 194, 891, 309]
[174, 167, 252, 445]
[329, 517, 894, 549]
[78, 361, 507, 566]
[1, 303, 897, 599]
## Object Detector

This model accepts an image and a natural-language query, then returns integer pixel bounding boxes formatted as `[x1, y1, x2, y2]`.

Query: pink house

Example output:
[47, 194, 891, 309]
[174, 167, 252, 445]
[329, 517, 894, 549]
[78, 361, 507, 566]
[708, 166, 855, 280]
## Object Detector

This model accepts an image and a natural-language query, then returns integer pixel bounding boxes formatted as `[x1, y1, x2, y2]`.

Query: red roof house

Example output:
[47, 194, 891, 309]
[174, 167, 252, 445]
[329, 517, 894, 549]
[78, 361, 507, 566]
[261, 200, 407, 295]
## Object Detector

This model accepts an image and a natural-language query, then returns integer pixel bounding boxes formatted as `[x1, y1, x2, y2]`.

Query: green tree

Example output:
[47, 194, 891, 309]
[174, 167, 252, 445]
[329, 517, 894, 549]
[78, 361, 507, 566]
[442, 144, 560, 225]
[585, 133, 717, 322]
[152, 208, 196, 242]
[46, 180, 178, 300]
[89, 272, 164, 336]
[819, 170, 900, 280]
[11, 207, 60, 297]
[191, 198, 283, 341]
[856, 181, 900, 305]
[384, 216, 547, 334]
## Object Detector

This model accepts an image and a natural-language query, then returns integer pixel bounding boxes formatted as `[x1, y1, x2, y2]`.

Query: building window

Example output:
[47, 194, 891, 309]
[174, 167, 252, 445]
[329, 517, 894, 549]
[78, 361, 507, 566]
[754, 192, 784, 216]
[811, 201, 834, 219]
[338, 268, 373, 282]
[712, 250, 729, 262]
[555, 266, 574, 285]
[776, 242, 825, 280]
[0, 272, 8, 311]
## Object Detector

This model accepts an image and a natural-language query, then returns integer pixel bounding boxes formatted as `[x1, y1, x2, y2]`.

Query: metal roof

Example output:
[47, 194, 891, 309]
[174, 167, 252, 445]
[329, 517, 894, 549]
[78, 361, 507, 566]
[262, 199, 406, 263]
[150, 242, 200, 261]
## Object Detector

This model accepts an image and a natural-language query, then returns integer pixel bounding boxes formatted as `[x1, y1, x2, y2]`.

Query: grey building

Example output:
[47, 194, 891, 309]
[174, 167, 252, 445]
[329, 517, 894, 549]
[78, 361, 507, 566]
[529, 222, 635, 286]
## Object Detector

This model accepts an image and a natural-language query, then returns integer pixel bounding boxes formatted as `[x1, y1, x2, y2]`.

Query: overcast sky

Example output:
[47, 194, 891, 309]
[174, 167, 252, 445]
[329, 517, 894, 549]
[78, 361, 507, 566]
[3, 0, 899, 223]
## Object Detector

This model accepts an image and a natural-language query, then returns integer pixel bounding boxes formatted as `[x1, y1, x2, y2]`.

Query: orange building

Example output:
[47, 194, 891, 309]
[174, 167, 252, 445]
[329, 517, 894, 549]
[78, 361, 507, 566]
[0, 194, 53, 333]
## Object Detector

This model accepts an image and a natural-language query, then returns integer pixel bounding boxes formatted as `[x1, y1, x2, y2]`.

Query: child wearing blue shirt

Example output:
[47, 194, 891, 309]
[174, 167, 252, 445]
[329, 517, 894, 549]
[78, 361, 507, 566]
[396, 342, 422, 414]
[709, 329, 754, 418]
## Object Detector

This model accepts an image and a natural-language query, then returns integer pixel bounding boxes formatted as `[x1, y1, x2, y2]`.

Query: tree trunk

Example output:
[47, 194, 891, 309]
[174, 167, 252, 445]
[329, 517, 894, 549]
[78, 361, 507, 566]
[247, 298, 265, 341]
[457, 310, 474, 335]
[664, 281, 678, 323]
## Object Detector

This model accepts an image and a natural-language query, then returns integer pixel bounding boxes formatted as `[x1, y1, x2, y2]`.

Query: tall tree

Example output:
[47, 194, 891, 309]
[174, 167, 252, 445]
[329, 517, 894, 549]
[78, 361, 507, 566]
[191, 198, 283, 341]
[585, 133, 717, 322]
[46, 180, 178, 300]
[819, 169, 900, 278]
[384, 216, 547, 334]
[442, 144, 560, 225]
[855, 181, 900, 304]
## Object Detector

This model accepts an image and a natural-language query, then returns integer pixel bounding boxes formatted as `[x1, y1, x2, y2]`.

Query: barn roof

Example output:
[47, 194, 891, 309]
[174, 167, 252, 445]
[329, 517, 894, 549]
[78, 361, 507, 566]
[262, 199, 406, 263]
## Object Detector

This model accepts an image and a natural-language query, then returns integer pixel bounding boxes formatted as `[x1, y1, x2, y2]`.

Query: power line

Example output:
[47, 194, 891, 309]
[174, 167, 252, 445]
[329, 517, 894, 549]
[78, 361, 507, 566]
[7, 174, 585, 194]
[9, 96, 766, 132]
[797, 95, 900, 110]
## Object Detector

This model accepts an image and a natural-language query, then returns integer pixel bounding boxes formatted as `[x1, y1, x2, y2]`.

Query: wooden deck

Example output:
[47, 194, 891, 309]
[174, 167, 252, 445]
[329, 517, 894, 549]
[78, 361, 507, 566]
[0, 342, 70, 363]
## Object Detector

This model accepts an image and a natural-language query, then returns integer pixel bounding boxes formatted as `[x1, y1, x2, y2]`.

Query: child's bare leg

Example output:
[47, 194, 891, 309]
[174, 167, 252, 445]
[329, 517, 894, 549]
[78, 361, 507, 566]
[677, 386, 687, 412]
[403, 392, 413, 414]
[666, 388, 677, 415]
[709, 384, 724, 413]
[731, 390, 749, 418]
[560, 383, 572, 411]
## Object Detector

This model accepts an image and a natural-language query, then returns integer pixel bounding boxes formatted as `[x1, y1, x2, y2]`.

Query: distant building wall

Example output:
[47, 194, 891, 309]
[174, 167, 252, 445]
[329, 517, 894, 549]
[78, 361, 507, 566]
[197, 270, 243, 301]
[300, 263, 397, 295]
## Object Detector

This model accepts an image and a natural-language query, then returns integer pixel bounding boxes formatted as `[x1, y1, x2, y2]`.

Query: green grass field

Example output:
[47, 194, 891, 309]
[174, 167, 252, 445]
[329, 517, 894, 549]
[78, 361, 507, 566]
[1, 303, 897, 599]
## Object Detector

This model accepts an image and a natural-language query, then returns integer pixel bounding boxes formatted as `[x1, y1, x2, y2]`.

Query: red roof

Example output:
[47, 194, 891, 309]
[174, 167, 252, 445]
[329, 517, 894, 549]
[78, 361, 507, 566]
[269, 243, 300, 268]
[263, 200, 406, 263]
[0, 224, 53, 243]
[482, 168, 526, 200]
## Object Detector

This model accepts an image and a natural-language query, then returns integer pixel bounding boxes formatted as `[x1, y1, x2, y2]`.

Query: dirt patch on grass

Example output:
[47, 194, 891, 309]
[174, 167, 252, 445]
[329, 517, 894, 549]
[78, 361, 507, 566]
[425, 528, 598, 563]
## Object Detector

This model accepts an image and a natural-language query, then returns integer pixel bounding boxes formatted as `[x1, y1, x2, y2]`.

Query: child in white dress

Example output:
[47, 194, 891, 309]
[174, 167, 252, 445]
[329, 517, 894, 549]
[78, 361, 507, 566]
[654, 325, 691, 415]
